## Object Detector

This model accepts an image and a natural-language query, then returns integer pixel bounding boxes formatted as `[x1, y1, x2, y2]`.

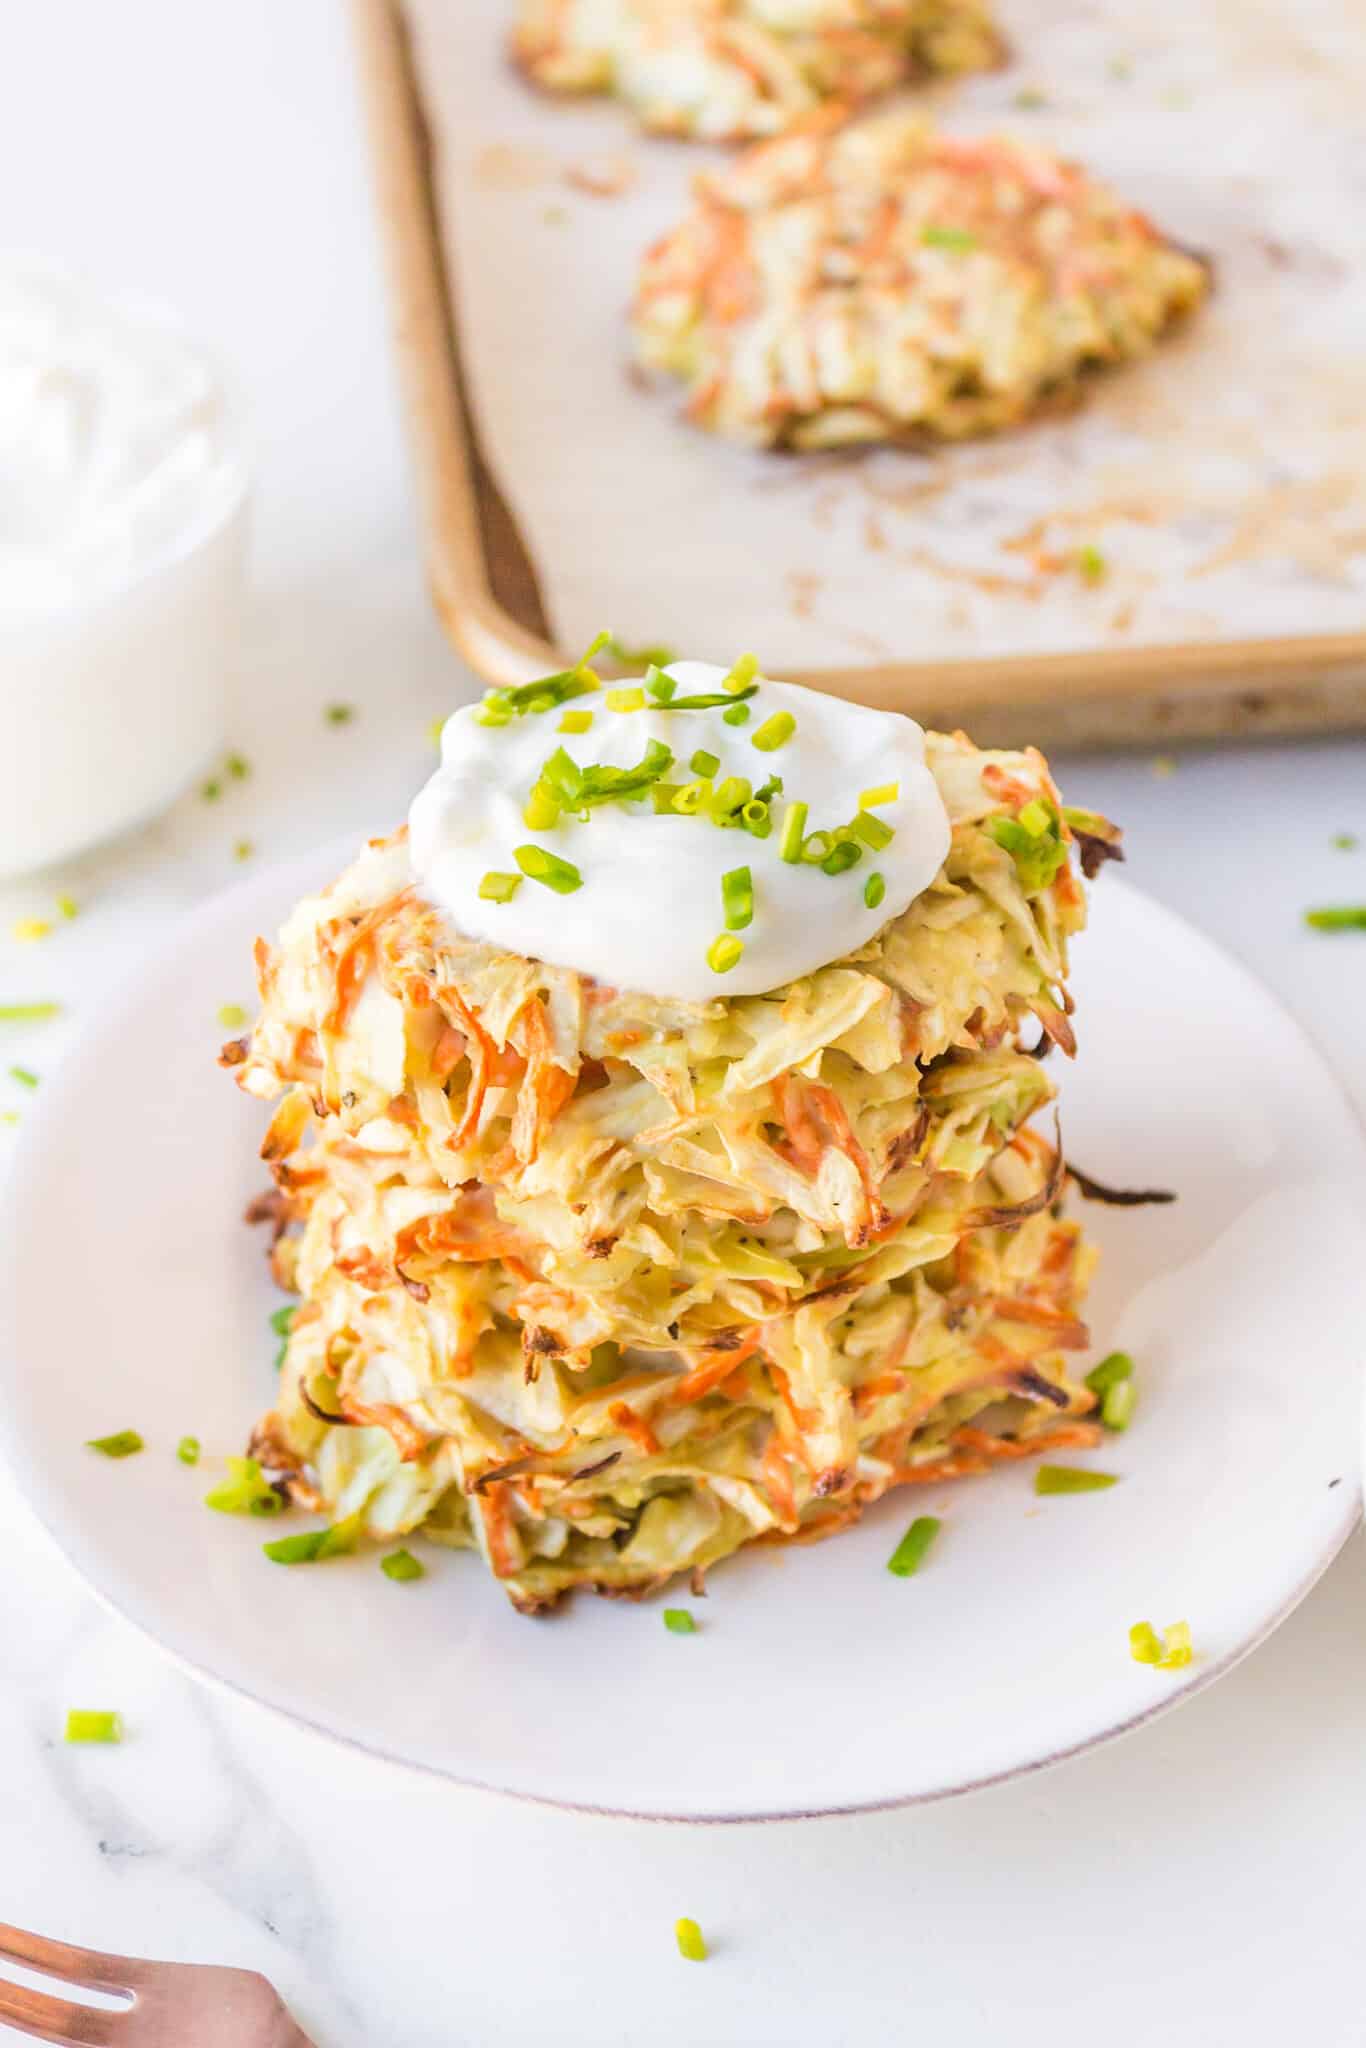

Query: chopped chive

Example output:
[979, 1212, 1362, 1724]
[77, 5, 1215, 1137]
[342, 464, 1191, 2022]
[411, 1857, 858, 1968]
[721, 866, 754, 932]
[476, 702, 512, 728]
[673, 781, 711, 816]
[644, 665, 677, 703]
[1305, 906, 1366, 930]
[664, 685, 758, 711]
[0, 1002, 60, 1022]
[821, 840, 862, 876]
[851, 810, 894, 852]
[234, 839, 254, 862]
[429, 716, 447, 749]
[66, 1710, 123, 1745]
[1034, 1465, 1120, 1495]
[381, 1548, 425, 1582]
[1076, 543, 1108, 584]
[8, 1065, 38, 1089]
[218, 1003, 248, 1031]
[540, 738, 674, 810]
[753, 774, 783, 805]
[204, 1456, 284, 1517]
[269, 1305, 296, 1338]
[605, 686, 646, 713]
[558, 709, 593, 734]
[226, 751, 250, 780]
[690, 749, 720, 778]
[177, 1436, 201, 1466]
[1018, 798, 1053, 836]
[1101, 1380, 1136, 1431]
[1129, 1620, 1162, 1665]
[1331, 832, 1358, 850]
[864, 871, 886, 910]
[12, 917, 52, 943]
[706, 933, 744, 975]
[887, 1514, 940, 1577]
[859, 783, 899, 809]
[751, 711, 795, 753]
[1, 1111, 18, 1126]
[56, 894, 79, 920]
[741, 800, 772, 838]
[263, 1516, 361, 1565]
[921, 224, 977, 250]
[515, 845, 584, 894]
[708, 775, 752, 823]
[1158, 1620, 1193, 1669]
[723, 653, 759, 695]
[800, 831, 834, 865]
[675, 1918, 708, 1962]
[1085, 1350, 1133, 1397]
[201, 778, 222, 802]
[523, 781, 562, 831]
[663, 1608, 697, 1634]
[722, 702, 751, 727]
[325, 703, 354, 726]
[86, 1431, 144, 1459]
[778, 802, 809, 863]
[652, 783, 682, 813]
[479, 871, 522, 904]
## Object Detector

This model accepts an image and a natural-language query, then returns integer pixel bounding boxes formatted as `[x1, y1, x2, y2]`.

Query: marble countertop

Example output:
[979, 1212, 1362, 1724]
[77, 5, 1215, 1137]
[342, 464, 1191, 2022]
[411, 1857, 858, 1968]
[2, 5, 1364, 2043]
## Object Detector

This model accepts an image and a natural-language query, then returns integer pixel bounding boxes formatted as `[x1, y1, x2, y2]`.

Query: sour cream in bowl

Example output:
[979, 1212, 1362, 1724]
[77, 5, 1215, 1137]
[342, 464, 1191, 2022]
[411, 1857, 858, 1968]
[0, 262, 249, 879]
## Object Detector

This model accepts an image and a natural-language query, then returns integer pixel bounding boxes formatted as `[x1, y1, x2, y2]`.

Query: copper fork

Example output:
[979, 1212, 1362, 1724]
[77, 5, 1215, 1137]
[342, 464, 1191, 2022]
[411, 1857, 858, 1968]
[0, 1921, 317, 2045]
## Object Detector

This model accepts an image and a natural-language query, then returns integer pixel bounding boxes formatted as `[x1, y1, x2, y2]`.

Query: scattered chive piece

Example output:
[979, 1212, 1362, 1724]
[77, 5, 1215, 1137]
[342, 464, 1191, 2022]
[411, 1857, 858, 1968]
[852, 810, 894, 852]
[65, 1711, 123, 1745]
[778, 801, 808, 863]
[8, 1065, 38, 1089]
[821, 840, 862, 876]
[1331, 832, 1358, 850]
[12, 917, 52, 943]
[263, 1515, 362, 1565]
[476, 701, 512, 728]
[663, 1608, 697, 1634]
[1076, 543, 1108, 585]
[864, 871, 886, 910]
[218, 1003, 248, 1031]
[515, 845, 584, 894]
[381, 1548, 425, 1583]
[859, 783, 899, 809]
[605, 686, 646, 713]
[0, 1002, 60, 1022]
[644, 665, 677, 703]
[887, 1514, 940, 1578]
[741, 800, 772, 838]
[751, 711, 796, 753]
[664, 685, 758, 711]
[56, 894, 78, 920]
[1, 1111, 17, 1126]
[1034, 1465, 1120, 1495]
[558, 709, 593, 734]
[234, 839, 254, 862]
[675, 1918, 708, 1962]
[1158, 1620, 1193, 1669]
[921, 224, 977, 250]
[1085, 1350, 1133, 1397]
[723, 653, 759, 695]
[86, 1431, 144, 1459]
[541, 737, 675, 810]
[721, 865, 754, 932]
[1129, 1620, 1162, 1665]
[722, 702, 751, 727]
[204, 1455, 284, 1517]
[226, 751, 250, 780]
[753, 774, 783, 805]
[673, 781, 711, 816]
[1018, 798, 1053, 836]
[1305, 906, 1366, 931]
[429, 716, 447, 749]
[201, 778, 222, 802]
[691, 749, 720, 778]
[608, 635, 677, 668]
[325, 703, 355, 726]
[800, 831, 834, 866]
[269, 1306, 296, 1337]
[523, 781, 562, 831]
[177, 1436, 201, 1466]
[706, 933, 744, 975]
[709, 775, 751, 824]
[479, 871, 523, 904]
[1102, 1380, 1137, 1431]
[652, 783, 682, 814]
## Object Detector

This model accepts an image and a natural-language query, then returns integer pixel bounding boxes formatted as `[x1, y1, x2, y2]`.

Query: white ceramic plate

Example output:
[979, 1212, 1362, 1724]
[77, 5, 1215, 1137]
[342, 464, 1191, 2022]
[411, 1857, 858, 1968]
[1, 846, 1362, 1820]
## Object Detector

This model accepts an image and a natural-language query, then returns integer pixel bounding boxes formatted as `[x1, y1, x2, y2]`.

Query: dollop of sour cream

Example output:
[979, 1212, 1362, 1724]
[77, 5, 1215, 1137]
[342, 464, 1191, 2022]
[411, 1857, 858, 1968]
[410, 661, 950, 1001]
[0, 263, 244, 612]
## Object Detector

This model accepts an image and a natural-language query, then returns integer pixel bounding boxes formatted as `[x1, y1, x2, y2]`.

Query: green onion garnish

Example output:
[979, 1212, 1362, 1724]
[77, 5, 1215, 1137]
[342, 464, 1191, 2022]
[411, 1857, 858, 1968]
[218, 1003, 248, 1031]
[325, 703, 355, 726]
[1101, 1380, 1136, 1431]
[778, 802, 808, 863]
[1129, 1621, 1162, 1665]
[609, 635, 677, 667]
[691, 749, 720, 778]
[864, 872, 886, 910]
[1331, 832, 1358, 851]
[1076, 543, 1108, 584]
[751, 711, 795, 753]
[921, 224, 977, 250]
[723, 653, 759, 694]
[204, 1456, 284, 1517]
[269, 1305, 295, 1337]
[605, 686, 646, 713]
[479, 871, 523, 904]
[234, 839, 254, 862]
[741, 800, 772, 838]
[226, 751, 250, 780]
[65, 1711, 123, 1745]
[706, 934, 744, 975]
[644, 665, 677, 703]
[381, 1548, 425, 1582]
[1130, 1619, 1193, 1670]
[177, 1436, 201, 1466]
[540, 737, 674, 809]
[478, 633, 610, 723]
[558, 709, 594, 734]
[56, 893, 78, 920]
[0, 1002, 60, 1022]
[859, 783, 899, 809]
[522, 782, 562, 831]
[852, 810, 894, 852]
[476, 701, 513, 728]
[1034, 1465, 1120, 1495]
[821, 840, 862, 877]
[1305, 906, 1366, 930]
[723, 702, 751, 726]
[721, 866, 754, 932]
[1085, 1350, 1133, 1396]
[887, 1515, 940, 1577]
[263, 1515, 361, 1565]
[86, 1431, 143, 1459]
[663, 1609, 697, 1634]
[201, 778, 222, 802]
[985, 810, 1068, 893]
[652, 783, 682, 813]
[673, 781, 711, 815]
[515, 846, 584, 894]
[801, 831, 834, 866]
[709, 775, 751, 823]
[675, 1918, 708, 1962]
[663, 685, 759, 711]
[8, 1065, 38, 1089]
[1018, 798, 1053, 835]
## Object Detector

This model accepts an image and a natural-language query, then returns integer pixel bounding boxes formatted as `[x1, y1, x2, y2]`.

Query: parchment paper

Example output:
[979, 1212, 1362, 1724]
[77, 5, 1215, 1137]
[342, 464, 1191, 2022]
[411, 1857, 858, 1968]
[404, 0, 1366, 671]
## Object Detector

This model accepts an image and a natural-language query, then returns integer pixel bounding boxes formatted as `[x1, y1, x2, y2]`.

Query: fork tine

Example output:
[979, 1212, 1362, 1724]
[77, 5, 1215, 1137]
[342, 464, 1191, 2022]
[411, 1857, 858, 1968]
[0, 1976, 117, 2045]
[0, 1925, 134, 1996]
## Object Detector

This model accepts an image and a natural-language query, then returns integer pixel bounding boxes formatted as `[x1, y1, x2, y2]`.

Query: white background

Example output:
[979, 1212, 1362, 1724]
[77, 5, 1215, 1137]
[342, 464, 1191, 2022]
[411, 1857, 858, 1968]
[1, 6, 1364, 2044]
